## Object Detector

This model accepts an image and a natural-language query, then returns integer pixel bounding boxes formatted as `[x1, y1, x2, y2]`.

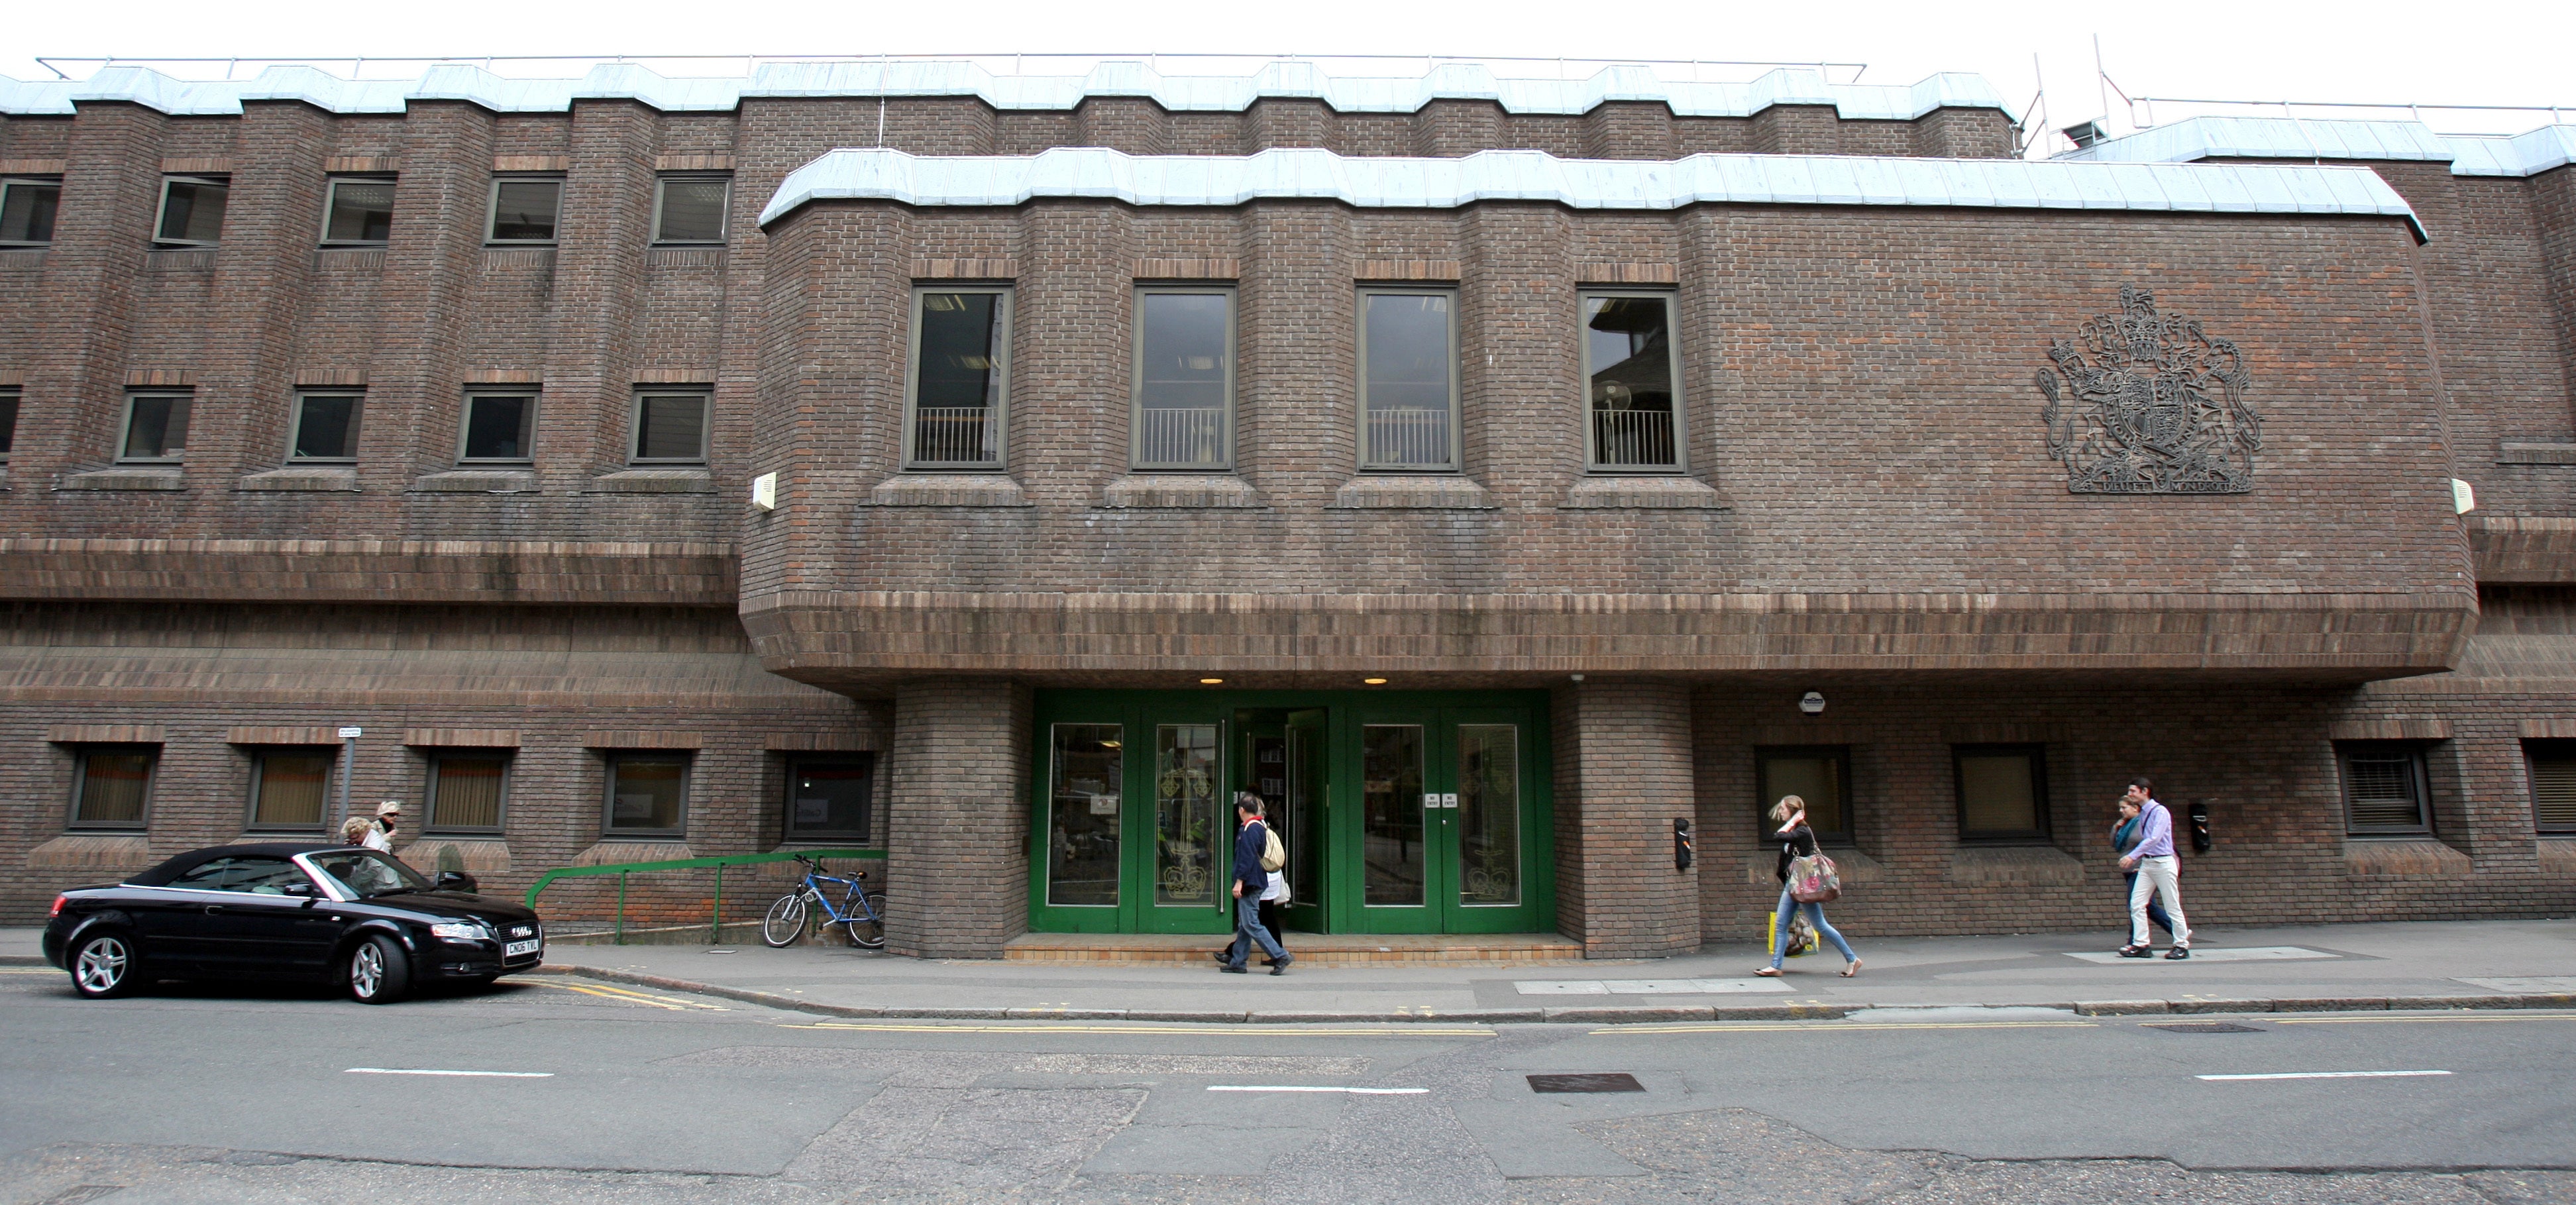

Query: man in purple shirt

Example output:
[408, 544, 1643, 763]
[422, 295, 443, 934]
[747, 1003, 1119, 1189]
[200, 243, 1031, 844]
[2116, 776, 2193, 959]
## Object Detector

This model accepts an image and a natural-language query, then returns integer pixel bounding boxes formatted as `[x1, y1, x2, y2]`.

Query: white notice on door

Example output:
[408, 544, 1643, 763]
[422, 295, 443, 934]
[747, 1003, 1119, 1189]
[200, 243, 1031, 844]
[1089, 794, 1118, 815]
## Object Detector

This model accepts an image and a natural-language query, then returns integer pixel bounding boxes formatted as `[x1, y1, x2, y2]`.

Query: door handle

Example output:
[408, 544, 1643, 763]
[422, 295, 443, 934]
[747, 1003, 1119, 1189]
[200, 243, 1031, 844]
[203, 904, 225, 914]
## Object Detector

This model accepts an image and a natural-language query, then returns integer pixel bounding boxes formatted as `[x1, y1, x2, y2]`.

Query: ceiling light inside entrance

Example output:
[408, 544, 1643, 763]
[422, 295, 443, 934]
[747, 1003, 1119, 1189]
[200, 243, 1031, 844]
[1363, 677, 1388, 685]
[1200, 677, 1224, 685]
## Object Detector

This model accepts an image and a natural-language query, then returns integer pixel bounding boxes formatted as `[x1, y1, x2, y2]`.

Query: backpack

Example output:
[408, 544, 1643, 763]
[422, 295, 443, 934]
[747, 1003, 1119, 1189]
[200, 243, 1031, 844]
[1260, 823, 1287, 872]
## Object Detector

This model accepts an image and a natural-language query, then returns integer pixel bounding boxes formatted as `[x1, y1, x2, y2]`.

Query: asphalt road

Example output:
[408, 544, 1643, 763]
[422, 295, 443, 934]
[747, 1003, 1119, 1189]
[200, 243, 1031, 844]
[4, 965, 2572, 1204]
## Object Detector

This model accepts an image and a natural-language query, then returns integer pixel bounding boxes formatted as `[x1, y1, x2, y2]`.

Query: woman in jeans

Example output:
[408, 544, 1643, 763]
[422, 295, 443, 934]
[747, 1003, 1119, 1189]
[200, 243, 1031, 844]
[1755, 795, 1861, 978]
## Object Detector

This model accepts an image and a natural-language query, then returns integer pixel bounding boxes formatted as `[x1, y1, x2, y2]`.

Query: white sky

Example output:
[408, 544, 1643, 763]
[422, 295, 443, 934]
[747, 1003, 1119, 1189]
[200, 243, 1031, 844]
[6, 0, 2570, 151]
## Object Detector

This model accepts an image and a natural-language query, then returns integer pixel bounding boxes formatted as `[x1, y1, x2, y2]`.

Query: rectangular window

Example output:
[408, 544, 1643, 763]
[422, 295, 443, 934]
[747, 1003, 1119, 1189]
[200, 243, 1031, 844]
[1358, 289, 1457, 471]
[458, 394, 536, 463]
[905, 287, 1010, 469]
[321, 177, 395, 246]
[0, 388, 18, 462]
[1583, 291, 1682, 471]
[630, 391, 710, 464]
[154, 175, 230, 247]
[652, 176, 729, 245]
[118, 392, 191, 463]
[288, 392, 363, 461]
[2528, 741, 2576, 834]
[70, 746, 156, 829]
[2341, 742, 2433, 834]
[784, 756, 875, 842]
[1955, 744, 2049, 840]
[1132, 287, 1234, 470]
[486, 177, 562, 244]
[1757, 746, 1852, 845]
[604, 753, 688, 835]
[425, 751, 508, 833]
[0, 178, 59, 246]
[249, 748, 335, 830]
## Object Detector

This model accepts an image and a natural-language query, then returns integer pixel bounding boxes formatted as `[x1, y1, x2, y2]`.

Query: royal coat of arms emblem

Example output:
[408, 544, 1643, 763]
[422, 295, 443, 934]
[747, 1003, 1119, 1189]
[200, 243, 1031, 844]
[2035, 286, 2261, 494]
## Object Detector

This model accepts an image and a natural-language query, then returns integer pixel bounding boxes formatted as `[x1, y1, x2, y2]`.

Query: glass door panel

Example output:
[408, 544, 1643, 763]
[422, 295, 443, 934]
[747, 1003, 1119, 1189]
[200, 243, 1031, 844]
[1153, 724, 1221, 909]
[1046, 724, 1122, 908]
[1362, 724, 1426, 907]
[1284, 709, 1326, 921]
[1456, 724, 1522, 907]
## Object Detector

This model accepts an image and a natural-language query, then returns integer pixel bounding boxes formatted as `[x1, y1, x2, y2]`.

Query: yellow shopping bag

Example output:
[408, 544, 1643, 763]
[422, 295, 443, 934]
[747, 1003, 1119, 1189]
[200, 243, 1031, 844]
[1768, 909, 1817, 958]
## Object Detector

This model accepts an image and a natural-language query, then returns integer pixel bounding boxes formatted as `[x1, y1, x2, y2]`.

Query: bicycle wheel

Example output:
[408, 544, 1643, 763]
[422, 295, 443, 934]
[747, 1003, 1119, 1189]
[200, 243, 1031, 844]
[760, 893, 809, 948]
[847, 892, 888, 950]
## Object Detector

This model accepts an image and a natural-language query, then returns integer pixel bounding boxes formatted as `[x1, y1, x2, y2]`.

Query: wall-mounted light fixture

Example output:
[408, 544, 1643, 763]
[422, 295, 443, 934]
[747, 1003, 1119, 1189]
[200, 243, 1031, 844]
[1799, 691, 1827, 717]
[1362, 677, 1388, 685]
[1199, 677, 1224, 685]
[751, 471, 778, 510]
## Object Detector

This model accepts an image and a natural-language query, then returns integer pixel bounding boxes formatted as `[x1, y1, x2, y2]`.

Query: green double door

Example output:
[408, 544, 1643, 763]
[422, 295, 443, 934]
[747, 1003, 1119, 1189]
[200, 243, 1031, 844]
[1029, 690, 1554, 936]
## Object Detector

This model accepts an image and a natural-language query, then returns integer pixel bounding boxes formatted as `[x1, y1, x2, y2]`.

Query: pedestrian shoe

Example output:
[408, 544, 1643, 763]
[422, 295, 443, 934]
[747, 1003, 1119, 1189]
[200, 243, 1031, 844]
[1220, 964, 1248, 974]
[2117, 945, 2153, 958]
[1269, 955, 1292, 976]
[2164, 945, 2191, 960]
[1211, 950, 1229, 964]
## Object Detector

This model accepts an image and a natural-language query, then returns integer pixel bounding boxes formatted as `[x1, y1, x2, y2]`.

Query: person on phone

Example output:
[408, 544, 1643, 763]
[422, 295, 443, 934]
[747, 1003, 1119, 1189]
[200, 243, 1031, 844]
[2116, 777, 2192, 959]
[1755, 795, 1860, 978]
[2112, 796, 2174, 944]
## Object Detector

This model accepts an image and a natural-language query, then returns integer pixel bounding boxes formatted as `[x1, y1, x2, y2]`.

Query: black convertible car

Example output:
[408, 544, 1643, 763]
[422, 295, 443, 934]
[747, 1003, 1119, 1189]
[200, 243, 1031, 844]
[42, 842, 543, 1004]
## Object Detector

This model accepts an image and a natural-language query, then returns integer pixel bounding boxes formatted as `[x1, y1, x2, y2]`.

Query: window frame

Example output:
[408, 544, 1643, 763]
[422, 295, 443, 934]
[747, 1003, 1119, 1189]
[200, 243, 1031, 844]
[1579, 288, 1686, 474]
[0, 386, 19, 463]
[1355, 286, 1462, 473]
[424, 749, 510, 836]
[1754, 744, 1854, 846]
[286, 390, 364, 463]
[116, 390, 193, 465]
[68, 744, 158, 831]
[2526, 740, 2576, 835]
[0, 176, 61, 248]
[151, 174, 231, 249]
[651, 174, 731, 246]
[1129, 284, 1238, 473]
[1952, 742, 2052, 842]
[483, 175, 564, 246]
[319, 175, 396, 248]
[627, 388, 712, 466]
[902, 284, 1014, 471]
[601, 751, 691, 838]
[2339, 740, 2435, 836]
[246, 746, 338, 833]
[782, 754, 879, 844]
[456, 392, 539, 465]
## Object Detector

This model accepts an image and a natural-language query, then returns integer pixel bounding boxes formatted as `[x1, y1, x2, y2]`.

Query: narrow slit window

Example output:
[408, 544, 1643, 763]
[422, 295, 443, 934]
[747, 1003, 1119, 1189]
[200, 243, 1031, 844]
[1132, 288, 1234, 471]
[289, 392, 363, 461]
[322, 178, 395, 246]
[631, 392, 710, 464]
[1582, 292, 1682, 471]
[70, 746, 156, 829]
[653, 176, 729, 245]
[0, 388, 19, 463]
[486, 178, 562, 244]
[119, 393, 191, 463]
[0, 178, 59, 247]
[458, 394, 537, 463]
[154, 176, 230, 247]
[1358, 290, 1457, 471]
[905, 288, 1010, 469]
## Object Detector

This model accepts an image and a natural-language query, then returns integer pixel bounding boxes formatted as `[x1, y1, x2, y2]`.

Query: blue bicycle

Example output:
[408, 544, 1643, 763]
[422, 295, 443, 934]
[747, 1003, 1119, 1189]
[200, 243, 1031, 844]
[761, 855, 887, 950]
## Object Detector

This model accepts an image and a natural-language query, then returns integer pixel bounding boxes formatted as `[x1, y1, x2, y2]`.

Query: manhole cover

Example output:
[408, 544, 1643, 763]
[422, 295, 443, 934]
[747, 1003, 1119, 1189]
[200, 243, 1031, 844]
[2147, 1022, 2267, 1033]
[1529, 1072, 1644, 1093]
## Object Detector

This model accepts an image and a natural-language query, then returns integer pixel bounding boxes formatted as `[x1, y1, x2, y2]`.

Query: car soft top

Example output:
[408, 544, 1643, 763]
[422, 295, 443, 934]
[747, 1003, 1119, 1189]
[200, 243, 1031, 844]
[125, 842, 363, 886]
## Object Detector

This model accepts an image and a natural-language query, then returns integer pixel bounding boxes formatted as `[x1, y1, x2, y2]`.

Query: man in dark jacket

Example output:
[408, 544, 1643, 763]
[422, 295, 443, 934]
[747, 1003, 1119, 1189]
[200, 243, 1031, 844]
[1222, 793, 1293, 975]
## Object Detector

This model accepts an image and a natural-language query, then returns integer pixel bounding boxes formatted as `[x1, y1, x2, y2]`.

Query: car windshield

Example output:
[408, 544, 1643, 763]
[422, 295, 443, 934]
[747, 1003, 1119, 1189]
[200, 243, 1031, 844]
[306, 850, 433, 899]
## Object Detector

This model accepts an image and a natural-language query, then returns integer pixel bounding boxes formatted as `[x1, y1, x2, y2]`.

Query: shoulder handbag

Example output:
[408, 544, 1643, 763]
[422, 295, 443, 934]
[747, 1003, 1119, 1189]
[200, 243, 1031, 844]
[1260, 823, 1287, 872]
[1788, 851, 1841, 903]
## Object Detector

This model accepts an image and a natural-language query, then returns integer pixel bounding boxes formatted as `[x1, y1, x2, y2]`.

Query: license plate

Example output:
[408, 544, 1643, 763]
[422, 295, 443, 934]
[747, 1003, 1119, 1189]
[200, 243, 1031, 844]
[504, 939, 541, 958]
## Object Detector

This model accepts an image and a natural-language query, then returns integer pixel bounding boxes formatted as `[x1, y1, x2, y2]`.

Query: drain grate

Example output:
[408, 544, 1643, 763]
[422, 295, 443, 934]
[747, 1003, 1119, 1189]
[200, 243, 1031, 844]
[2147, 1021, 2267, 1033]
[1529, 1072, 1644, 1093]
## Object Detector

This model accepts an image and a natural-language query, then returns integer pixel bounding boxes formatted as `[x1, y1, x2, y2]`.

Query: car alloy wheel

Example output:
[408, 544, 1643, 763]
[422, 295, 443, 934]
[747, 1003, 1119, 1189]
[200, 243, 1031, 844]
[73, 934, 134, 998]
[350, 943, 385, 998]
[345, 934, 411, 1004]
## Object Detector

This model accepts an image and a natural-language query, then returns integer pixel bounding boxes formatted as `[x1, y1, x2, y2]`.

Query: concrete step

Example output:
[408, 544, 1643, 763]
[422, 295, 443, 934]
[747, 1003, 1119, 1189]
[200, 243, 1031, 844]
[1003, 931, 1585, 966]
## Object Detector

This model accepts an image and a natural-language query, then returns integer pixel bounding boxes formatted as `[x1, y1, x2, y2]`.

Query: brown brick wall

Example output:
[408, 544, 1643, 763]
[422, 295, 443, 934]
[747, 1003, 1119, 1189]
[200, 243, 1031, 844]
[1556, 681, 1699, 957]
[885, 677, 1032, 956]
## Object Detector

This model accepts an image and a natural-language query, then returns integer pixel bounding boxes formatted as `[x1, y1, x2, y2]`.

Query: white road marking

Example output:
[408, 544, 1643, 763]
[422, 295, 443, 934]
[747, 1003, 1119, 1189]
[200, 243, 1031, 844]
[2064, 947, 2338, 965]
[2455, 976, 2576, 994]
[2196, 1070, 2451, 1081]
[346, 1068, 555, 1078]
[1207, 1085, 1428, 1094]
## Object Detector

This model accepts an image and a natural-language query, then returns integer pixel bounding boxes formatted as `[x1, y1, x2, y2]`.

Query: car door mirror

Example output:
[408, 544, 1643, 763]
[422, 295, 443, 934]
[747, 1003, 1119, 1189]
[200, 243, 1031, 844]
[435, 870, 479, 894]
[278, 882, 318, 897]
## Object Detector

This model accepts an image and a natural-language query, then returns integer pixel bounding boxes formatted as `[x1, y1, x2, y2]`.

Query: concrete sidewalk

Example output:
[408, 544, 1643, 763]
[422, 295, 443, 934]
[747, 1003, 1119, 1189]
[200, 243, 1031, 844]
[529, 918, 2576, 1023]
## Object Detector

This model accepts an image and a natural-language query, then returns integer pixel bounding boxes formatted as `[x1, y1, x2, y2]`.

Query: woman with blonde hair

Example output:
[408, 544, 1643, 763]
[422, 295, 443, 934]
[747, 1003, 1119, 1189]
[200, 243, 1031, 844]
[1756, 795, 1860, 978]
[338, 815, 375, 846]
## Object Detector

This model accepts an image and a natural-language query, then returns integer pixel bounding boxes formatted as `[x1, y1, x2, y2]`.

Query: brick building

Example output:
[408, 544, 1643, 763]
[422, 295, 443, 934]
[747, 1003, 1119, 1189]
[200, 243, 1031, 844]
[1, 60, 2569, 958]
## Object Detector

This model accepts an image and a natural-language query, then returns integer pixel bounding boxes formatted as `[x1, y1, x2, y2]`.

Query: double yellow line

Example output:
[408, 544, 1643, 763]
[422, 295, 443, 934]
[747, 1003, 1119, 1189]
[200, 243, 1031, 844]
[539, 980, 728, 1011]
[783, 1021, 1494, 1037]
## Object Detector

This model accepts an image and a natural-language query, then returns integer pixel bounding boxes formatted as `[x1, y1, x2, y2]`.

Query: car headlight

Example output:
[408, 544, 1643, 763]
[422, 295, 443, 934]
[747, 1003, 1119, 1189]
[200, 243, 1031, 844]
[429, 921, 488, 942]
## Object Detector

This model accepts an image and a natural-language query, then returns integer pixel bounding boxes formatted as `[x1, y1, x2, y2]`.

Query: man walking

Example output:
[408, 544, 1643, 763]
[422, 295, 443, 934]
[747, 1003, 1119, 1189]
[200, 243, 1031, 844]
[1222, 793, 1292, 976]
[2116, 776, 2192, 960]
